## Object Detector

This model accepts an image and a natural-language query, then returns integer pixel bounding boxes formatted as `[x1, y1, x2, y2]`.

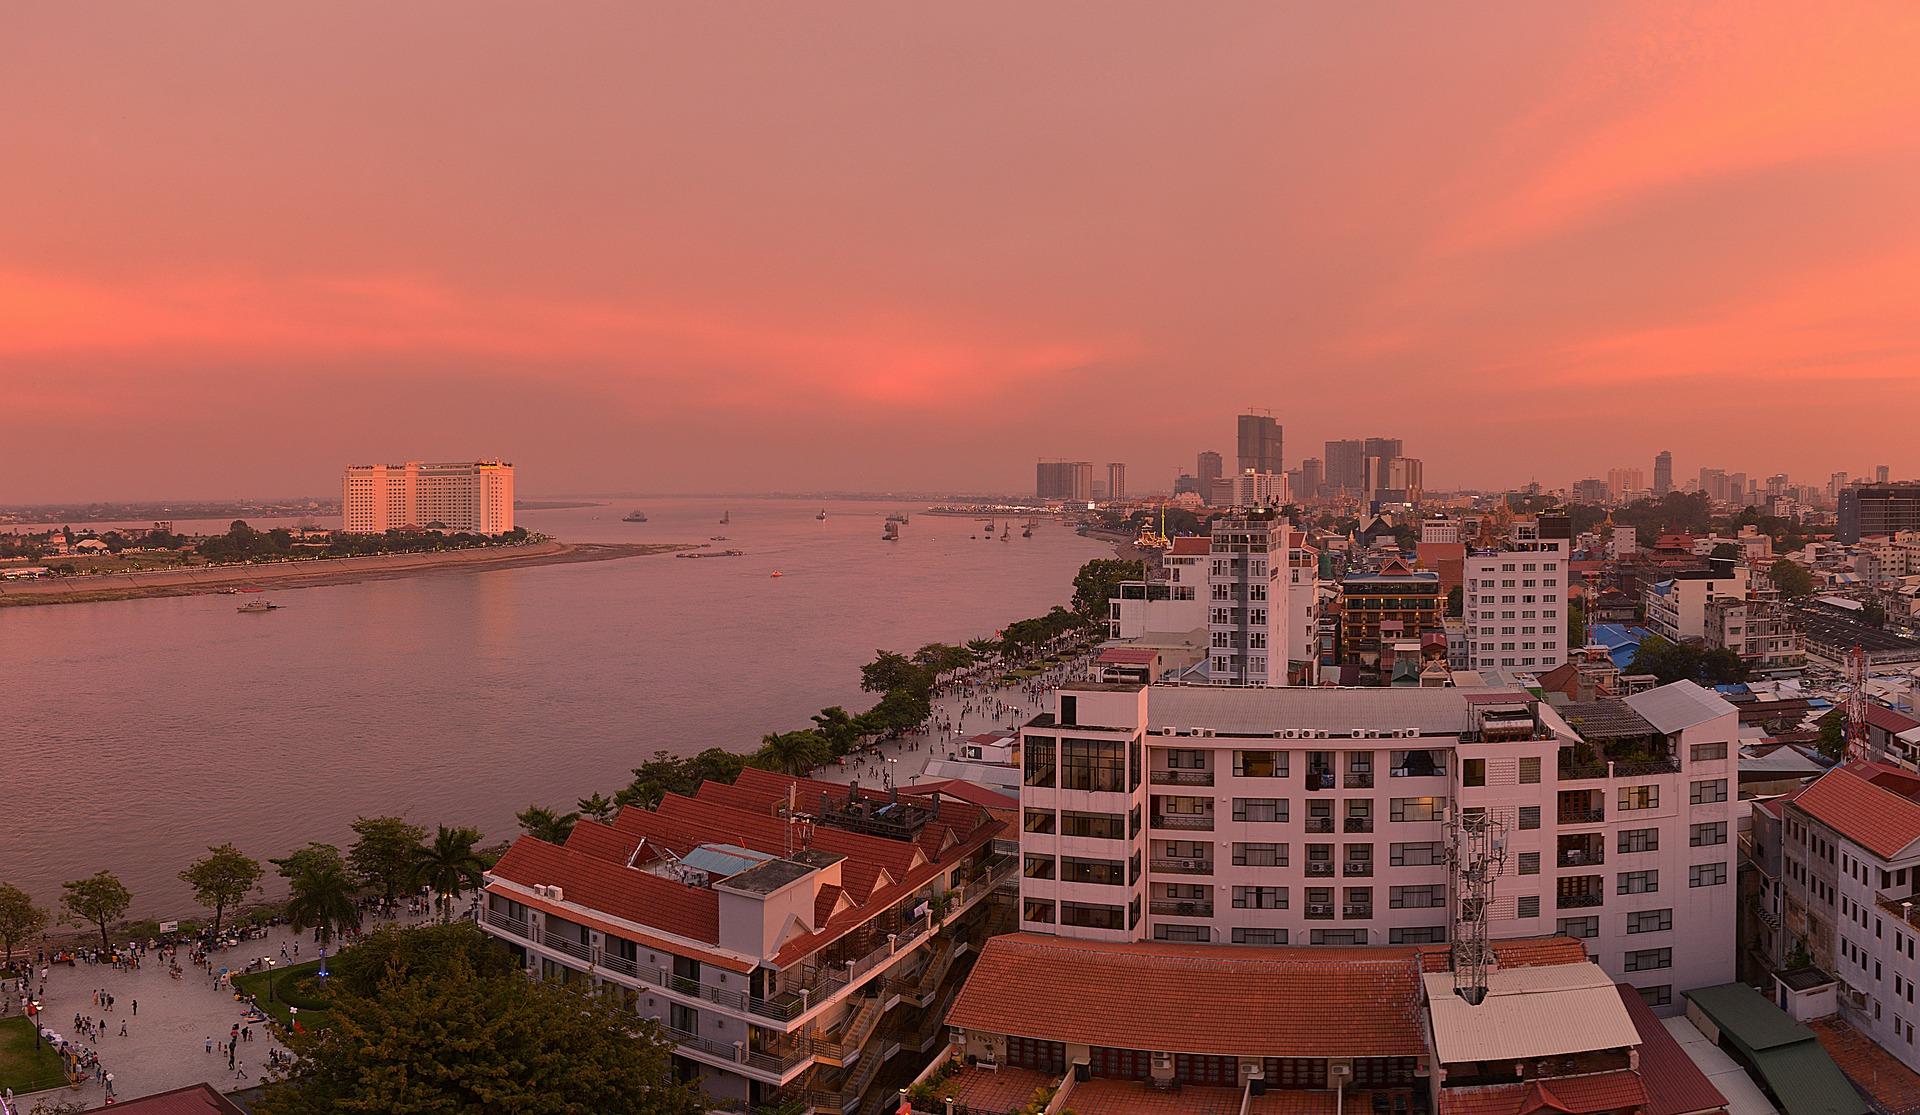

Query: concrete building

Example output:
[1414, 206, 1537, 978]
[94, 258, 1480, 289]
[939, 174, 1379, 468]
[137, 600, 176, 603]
[1608, 468, 1646, 500]
[1104, 463, 1126, 502]
[1703, 599, 1805, 676]
[1644, 562, 1752, 643]
[1237, 413, 1283, 477]
[1297, 457, 1324, 503]
[341, 459, 514, 534]
[479, 767, 1012, 1112]
[1197, 451, 1224, 498]
[1573, 479, 1610, 505]
[1325, 439, 1367, 497]
[1839, 484, 1920, 543]
[1234, 469, 1286, 509]
[1339, 559, 1446, 679]
[1036, 460, 1094, 502]
[1655, 451, 1673, 497]
[1205, 508, 1292, 687]
[1464, 517, 1571, 675]
[1015, 681, 1739, 1007]
[1364, 456, 1424, 505]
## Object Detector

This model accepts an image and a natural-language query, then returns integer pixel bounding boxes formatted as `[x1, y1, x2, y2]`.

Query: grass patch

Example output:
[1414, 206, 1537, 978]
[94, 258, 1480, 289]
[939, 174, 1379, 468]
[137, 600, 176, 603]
[232, 959, 335, 1031]
[0, 1014, 70, 1094]
[1008, 668, 1042, 679]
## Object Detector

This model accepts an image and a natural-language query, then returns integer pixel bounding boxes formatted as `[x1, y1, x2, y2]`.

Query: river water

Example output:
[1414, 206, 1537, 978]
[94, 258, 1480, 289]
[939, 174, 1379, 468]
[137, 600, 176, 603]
[0, 499, 1101, 917]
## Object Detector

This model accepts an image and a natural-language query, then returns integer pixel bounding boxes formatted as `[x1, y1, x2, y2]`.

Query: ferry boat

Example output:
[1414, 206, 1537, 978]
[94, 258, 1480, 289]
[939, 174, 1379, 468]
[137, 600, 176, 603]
[882, 521, 899, 541]
[237, 600, 282, 614]
[720, 510, 730, 525]
[815, 509, 828, 521]
[622, 510, 648, 523]
[884, 512, 909, 524]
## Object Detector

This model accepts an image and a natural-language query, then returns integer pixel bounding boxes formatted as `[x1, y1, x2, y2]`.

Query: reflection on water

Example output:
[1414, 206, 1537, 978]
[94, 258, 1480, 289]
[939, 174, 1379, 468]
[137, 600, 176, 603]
[0, 498, 1104, 916]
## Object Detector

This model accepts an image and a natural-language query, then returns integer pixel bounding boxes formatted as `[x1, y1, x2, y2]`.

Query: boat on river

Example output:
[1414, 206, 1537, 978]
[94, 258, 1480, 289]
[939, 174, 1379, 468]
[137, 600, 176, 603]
[236, 600, 281, 614]
[622, 510, 648, 523]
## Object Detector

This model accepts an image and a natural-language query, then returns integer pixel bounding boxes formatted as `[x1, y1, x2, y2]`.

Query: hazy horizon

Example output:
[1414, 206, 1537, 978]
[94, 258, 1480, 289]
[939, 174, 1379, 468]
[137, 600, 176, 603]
[6, 3, 1919, 503]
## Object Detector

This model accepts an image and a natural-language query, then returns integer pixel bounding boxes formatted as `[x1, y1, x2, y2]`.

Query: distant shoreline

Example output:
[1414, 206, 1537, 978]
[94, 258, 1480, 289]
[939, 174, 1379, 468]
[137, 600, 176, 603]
[0, 539, 690, 607]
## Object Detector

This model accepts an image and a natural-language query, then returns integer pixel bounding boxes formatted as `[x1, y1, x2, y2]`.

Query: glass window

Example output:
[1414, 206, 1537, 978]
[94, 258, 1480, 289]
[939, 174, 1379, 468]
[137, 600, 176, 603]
[1233, 886, 1289, 910]
[1060, 902, 1125, 930]
[1690, 779, 1728, 805]
[1233, 842, 1288, 867]
[1690, 863, 1728, 888]
[1619, 870, 1659, 895]
[1235, 750, 1288, 778]
[1618, 828, 1659, 854]
[1690, 822, 1728, 847]
[1518, 806, 1541, 830]
[1518, 757, 1541, 784]
[1624, 948, 1673, 972]
[1060, 811, 1125, 839]
[1462, 759, 1486, 787]
[1023, 809, 1055, 834]
[1233, 798, 1288, 823]
[1390, 797, 1444, 822]
[1023, 737, 1056, 787]
[1556, 916, 1599, 939]
[1627, 909, 1673, 934]
[1518, 852, 1540, 875]
[1062, 738, 1126, 792]
[1517, 895, 1540, 918]
[1060, 857, 1125, 886]
[1619, 786, 1658, 810]
[1233, 928, 1288, 945]
[1390, 842, 1444, 867]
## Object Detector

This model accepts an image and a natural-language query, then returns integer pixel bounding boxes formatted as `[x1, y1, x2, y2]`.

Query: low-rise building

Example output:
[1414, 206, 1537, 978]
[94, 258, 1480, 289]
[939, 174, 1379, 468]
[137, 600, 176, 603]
[1464, 517, 1571, 674]
[1704, 598, 1806, 676]
[480, 768, 1012, 1112]
[1644, 562, 1750, 643]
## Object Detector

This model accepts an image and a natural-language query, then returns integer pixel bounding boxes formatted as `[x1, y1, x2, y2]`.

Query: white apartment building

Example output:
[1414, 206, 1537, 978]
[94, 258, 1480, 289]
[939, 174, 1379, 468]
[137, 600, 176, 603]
[341, 459, 515, 534]
[1016, 680, 1739, 1011]
[1643, 563, 1751, 643]
[1464, 518, 1570, 674]
[1206, 509, 1292, 687]
[1286, 531, 1320, 686]
[1233, 469, 1286, 508]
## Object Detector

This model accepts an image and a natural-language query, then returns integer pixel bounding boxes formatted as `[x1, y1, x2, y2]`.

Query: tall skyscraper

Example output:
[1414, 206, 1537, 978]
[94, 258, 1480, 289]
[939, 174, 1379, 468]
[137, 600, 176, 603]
[1878, 465, 1893, 484]
[1298, 457, 1324, 501]
[1653, 450, 1673, 496]
[1036, 460, 1093, 501]
[1205, 506, 1290, 686]
[1324, 439, 1366, 494]
[1105, 463, 1126, 502]
[342, 460, 515, 534]
[1363, 437, 1403, 462]
[1197, 450, 1224, 492]
[1606, 467, 1644, 499]
[1236, 412, 1283, 476]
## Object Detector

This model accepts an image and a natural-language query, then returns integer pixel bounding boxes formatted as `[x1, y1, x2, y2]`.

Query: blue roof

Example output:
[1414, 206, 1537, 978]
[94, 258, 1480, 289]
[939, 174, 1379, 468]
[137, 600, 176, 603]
[1589, 623, 1646, 670]
[680, 843, 777, 878]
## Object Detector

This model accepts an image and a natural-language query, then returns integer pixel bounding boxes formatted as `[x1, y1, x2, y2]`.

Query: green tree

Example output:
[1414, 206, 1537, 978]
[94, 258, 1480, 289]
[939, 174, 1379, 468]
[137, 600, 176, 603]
[1071, 558, 1144, 621]
[753, 730, 829, 776]
[859, 650, 925, 694]
[1626, 635, 1701, 685]
[348, 816, 428, 902]
[1770, 558, 1814, 599]
[180, 843, 263, 938]
[1568, 597, 1588, 648]
[61, 871, 132, 952]
[256, 924, 705, 1115]
[965, 637, 1001, 663]
[0, 883, 49, 966]
[409, 826, 488, 922]
[810, 706, 863, 756]
[1710, 542, 1740, 560]
[1816, 708, 1847, 763]
[575, 793, 618, 824]
[1446, 586, 1463, 618]
[272, 842, 343, 882]
[283, 845, 362, 945]
[516, 805, 580, 844]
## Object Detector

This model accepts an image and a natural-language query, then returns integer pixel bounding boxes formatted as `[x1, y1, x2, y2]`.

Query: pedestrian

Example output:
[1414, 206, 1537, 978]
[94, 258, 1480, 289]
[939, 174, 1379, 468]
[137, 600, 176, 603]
[205, 1035, 213, 1054]
[131, 999, 137, 1016]
[119, 1021, 127, 1037]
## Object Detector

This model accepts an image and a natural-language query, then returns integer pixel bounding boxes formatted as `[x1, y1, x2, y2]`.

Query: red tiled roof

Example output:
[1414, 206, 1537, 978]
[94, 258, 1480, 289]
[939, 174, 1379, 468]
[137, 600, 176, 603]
[90, 1085, 248, 1115]
[1438, 1071, 1646, 1115]
[1170, 536, 1210, 556]
[900, 779, 1019, 811]
[1097, 647, 1161, 665]
[948, 933, 1428, 1058]
[1417, 935, 1589, 974]
[1791, 764, 1920, 859]
[1618, 984, 1728, 1115]
[1869, 705, 1920, 735]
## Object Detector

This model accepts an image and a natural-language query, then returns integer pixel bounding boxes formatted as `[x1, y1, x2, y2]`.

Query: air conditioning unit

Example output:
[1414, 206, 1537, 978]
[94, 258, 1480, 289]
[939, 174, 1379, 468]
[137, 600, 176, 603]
[548, 885, 564, 902]
[1158, 726, 1177, 736]
[1200, 728, 1216, 737]
[1182, 860, 1200, 871]
[1307, 904, 1333, 916]
[1404, 728, 1421, 738]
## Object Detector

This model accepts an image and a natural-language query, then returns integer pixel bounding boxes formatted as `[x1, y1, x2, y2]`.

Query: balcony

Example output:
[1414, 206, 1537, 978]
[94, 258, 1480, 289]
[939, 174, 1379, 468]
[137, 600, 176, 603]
[1556, 892, 1604, 910]
[1613, 758, 1681, 777]
[1152, 769, 1215, 787]
[1150, 858, 1214, 875]
[1556, 848, 1604, 869]
[1558, 757, 1610, 781]
[1305, 818, 1335, 834]
[1150, 899, 1214, 918]
[1343, 905, 1373, 919]
[1344, 817, 1374, 834]
[1153, 813, 1215, 831]
[1343, 862, 1374, 877]
[1306, 904, 1335, 920]
[1304, 770, 1336, 791]
[1558, 808, 1604, 825]
[1305, 862, 1335, 877]
[1345, 773, 1375, 789]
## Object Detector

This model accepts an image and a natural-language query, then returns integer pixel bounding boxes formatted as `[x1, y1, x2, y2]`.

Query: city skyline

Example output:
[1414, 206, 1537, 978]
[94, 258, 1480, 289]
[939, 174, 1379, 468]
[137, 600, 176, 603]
[7, 4, 1920, 502]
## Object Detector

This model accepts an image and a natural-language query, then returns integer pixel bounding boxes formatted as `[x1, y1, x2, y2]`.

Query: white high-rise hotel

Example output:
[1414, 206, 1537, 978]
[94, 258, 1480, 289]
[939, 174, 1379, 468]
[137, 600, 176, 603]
[341, 460, 515, 534]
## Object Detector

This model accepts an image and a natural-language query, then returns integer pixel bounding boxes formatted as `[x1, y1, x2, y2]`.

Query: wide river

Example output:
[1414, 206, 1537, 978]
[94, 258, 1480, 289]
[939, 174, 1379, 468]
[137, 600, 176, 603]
[1, 499, 1104, 918]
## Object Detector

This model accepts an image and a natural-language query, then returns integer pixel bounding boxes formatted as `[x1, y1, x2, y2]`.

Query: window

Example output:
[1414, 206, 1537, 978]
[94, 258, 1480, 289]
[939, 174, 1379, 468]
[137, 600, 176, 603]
[1619, 786, 1658, 810]
[1061, 857, 1125, 886]
[1618, 828, 1659, 854]
[1154, 924, 1210, 943]
[1023, 854, 1055, 880]
[1233, 843, 1288, 867]
[1023, 809, 1055, 834]
[1024, 736, 1056, 787]
[1022, 899, 1055, 924]
[1233, 928, 1288, 945]
[1062, 738, 1126, 792]
[1060, 902, 1125, 931]
[1517, 757, 1542, 784]
[1638, 985, 1672, 1007]
[1165, 748, 1207, 769]
[1233, 886, 1289, 910]
[1233, 798, 1288, 823]
[1462, 759, 1486, 787]
[1391, 841, 1444, 867]
[1235, 750, 1288, 778]
[1690, 863, 1728, 888]
[1517, 896, 1540, 918]
[1391, 885, 1446, 909]
[1691, 822, 1728, 847]
[1690, 742, 1727, 762]
[1389, 926, 1448, 944]
[1310, 930, 1369, 946]
[1627, 909, 1673, 934]
[1391, 797, 1444, 822]
[1518, 852, 1540, 875]
[1624, 948, 1673, 972]
[1619, 870, 1659, 895]
[1518, 806, 1541, 830]
[1061, 811, 1126, 839]
[1557, 916, 1599, 939]
[1690, 779, 1728, 805]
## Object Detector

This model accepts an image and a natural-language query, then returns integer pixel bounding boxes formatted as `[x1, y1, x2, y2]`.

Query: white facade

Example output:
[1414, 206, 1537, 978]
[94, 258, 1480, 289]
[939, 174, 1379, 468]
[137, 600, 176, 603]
[1206, 510, 1291, 686]
[1643, 565, 1751, 643]
[1016, 681, 1738, 1011]
[1286, 533, 1320, 686]
[1463, 520, 1570, 673]
[342, 460, 515, 534]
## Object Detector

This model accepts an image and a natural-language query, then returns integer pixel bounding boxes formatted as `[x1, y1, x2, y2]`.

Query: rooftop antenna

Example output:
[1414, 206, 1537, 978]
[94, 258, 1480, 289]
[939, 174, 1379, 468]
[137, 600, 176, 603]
[1447, 807, 1508, 1006]
[781, 782, 815, 855]
[1847, 646, 1872, 763]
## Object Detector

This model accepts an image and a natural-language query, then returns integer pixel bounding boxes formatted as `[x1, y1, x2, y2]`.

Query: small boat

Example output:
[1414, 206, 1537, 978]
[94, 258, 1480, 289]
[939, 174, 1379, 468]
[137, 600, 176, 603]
[710, 535, 729, 541]
[882, 522, 900, 541]
[720, 510, 731, 525]
[677, 549, 745, 559]
[237, 600, 281, 614]
[815, 509, 827, 521]
[622, 510, 648, 523]
[885, 513, 909, 524]
[770, 571, 785, 578]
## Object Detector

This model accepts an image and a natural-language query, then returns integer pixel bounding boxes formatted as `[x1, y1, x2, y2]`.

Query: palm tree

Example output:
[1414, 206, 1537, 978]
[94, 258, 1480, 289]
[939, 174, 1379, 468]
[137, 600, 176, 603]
[410, 825, 488, 922]
[574, 793, 617, 824]
[755, 730, 828, 777]
[516, 804, 579, 844]
[285, 849, 362, 945]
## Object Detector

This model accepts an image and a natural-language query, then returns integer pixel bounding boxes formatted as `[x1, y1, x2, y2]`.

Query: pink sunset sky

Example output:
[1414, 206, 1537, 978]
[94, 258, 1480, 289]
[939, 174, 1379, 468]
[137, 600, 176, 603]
[3, 3, 1918, 501]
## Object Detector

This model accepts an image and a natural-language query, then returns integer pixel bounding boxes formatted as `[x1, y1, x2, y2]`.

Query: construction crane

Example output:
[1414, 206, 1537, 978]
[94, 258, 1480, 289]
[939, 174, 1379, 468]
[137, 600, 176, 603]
[1447, 806, 1509, 1006]
[1846, 645, 1872, 764]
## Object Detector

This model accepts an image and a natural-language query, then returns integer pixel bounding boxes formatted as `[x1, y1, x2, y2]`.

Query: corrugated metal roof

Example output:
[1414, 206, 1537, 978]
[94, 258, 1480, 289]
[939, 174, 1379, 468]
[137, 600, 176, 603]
[1423, 963, 1641, 1064]
[1683, 983, 1812, 1052]
[1626, 681, 1738, 734]
[1145, 685, 1515, 736]
[1752, 1039, 1870, 1115]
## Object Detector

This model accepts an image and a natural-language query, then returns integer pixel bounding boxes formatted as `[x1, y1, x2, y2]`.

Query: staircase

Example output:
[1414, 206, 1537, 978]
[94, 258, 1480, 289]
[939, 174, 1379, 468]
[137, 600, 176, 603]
[812, 994, 884, 1067]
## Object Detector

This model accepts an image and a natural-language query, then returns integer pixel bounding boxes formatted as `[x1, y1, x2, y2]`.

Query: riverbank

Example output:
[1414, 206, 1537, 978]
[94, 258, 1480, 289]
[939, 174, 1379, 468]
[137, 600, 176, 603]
[0, 540, 691, 607]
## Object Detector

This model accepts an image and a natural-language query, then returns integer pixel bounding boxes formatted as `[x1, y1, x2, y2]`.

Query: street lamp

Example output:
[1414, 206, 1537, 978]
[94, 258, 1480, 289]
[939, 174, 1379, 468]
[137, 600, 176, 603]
[28, 999, 40, 1048]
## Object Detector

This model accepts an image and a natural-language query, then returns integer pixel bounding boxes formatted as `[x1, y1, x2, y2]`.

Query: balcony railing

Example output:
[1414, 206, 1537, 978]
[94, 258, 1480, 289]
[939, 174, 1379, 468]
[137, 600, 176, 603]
[1304, 771, 1336, 791]
[1305, 904, 1335, 920]
[1558, 808, 1604, 825]
[1153, 813, 1215, 831]
[1342, 905, 1373, 919]
[1556, 892, 1604, 910]
[1558, 759, 1610, 781]
[1343, 862, 1374, 877]
[1305, 862, 1335, 877]
[541, 929, 593, 963]
[1152, 770, 1215, 786]
[1149, 858, 1213, 875]
[1613, 758, 1682, 777]
[1344, 773, 1375, 789]
[1150, 899, 1214, 918]
[1305, 818, 1335, 833]
[1344, 817, 1374, 833]
[1556, 849, 1603, 869]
